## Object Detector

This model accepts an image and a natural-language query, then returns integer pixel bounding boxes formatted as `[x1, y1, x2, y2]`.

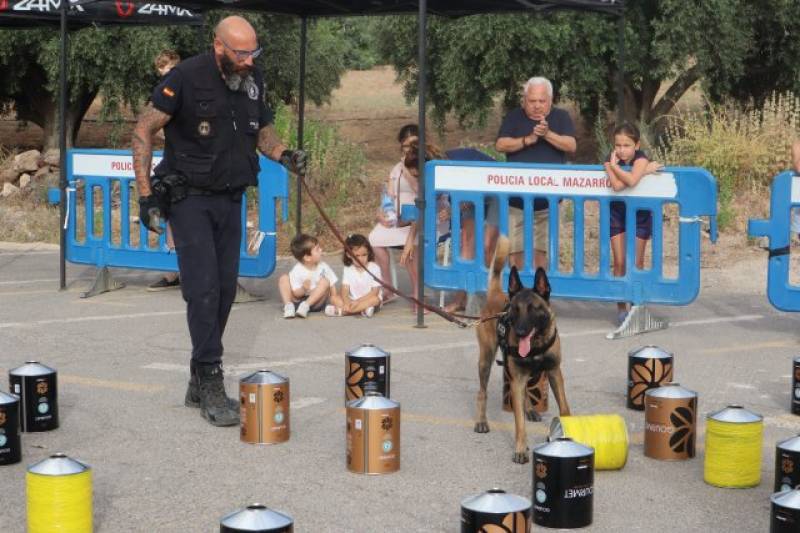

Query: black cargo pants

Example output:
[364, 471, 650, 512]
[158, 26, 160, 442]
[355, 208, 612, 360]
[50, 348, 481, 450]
[169, 193, 242, 365]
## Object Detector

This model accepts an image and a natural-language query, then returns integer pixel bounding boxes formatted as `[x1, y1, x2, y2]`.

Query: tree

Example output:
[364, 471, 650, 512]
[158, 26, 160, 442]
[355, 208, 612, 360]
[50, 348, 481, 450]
[0, 13, 346, 150]
[372, 1, 800, 130]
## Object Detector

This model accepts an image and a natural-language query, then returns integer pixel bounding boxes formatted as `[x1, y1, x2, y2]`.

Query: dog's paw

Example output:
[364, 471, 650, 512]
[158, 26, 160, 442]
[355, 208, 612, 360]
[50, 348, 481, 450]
[474, 421, 490, 433]
[525, 410, 542, 422]
[512, 448, 530, 464]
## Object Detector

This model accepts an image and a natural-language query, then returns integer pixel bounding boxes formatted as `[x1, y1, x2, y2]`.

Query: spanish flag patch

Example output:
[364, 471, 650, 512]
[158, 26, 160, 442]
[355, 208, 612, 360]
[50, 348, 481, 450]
[162, 86, 175, 98]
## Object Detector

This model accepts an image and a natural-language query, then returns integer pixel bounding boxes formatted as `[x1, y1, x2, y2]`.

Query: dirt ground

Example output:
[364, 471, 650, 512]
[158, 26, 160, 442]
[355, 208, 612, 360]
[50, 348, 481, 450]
[0, 66, 775, 270]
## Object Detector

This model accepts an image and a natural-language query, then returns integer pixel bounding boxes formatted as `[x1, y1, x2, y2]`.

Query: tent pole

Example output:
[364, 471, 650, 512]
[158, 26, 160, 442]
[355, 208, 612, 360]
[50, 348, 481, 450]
[295, 16, 308, 236]
[415, 0, 427, 328]
[58, 0, 68, 290]
[616, 10, 625, 124]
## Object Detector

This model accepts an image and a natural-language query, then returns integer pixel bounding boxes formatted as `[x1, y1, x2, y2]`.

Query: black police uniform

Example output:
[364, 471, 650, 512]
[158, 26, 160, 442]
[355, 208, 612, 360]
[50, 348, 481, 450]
[150, 52, 273, 367]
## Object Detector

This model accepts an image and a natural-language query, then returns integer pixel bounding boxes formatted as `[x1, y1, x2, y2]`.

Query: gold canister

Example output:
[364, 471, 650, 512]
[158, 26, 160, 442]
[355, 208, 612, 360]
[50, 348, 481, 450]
[240, 370, 290, 445]
[346, 392, 400, 474]
[502, 352, 548, 415]
[644, 383, 697, 460]
[627, 346, 673, 411]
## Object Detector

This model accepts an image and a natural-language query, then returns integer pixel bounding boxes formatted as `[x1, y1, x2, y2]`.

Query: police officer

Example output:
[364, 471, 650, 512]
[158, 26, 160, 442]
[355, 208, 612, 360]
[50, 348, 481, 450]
[131, 16, 306, 427]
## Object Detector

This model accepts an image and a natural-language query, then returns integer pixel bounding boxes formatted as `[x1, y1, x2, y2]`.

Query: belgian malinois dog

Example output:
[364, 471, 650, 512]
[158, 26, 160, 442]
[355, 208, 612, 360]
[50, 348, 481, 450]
[474, 236, 571, 463]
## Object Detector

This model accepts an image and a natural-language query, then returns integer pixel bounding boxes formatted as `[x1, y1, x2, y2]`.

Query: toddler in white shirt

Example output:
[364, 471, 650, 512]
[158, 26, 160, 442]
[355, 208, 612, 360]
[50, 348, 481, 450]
[326, 234, 382, 318]
[278, 233, 338, 318]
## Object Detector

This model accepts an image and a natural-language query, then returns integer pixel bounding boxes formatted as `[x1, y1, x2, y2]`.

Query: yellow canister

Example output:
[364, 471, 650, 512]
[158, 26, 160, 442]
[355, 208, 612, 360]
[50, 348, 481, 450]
[346, 392, 400, 474]
[240, 370, 290, 445]
[704, 405, 763, 488]
[27, 453, 92, 533]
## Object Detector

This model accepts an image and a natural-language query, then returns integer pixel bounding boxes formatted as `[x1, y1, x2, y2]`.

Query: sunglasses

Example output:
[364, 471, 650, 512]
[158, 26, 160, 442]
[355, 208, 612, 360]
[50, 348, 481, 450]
[220, 38, 263, 60]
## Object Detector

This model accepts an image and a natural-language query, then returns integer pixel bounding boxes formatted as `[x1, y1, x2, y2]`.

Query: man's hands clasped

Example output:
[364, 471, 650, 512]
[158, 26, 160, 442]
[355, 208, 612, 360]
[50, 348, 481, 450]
[280, 149, 308, 175]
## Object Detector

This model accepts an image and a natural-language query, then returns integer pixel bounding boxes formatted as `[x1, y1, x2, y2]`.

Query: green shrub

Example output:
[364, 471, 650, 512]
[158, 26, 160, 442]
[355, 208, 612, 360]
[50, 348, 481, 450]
[655, 91, 798, 230]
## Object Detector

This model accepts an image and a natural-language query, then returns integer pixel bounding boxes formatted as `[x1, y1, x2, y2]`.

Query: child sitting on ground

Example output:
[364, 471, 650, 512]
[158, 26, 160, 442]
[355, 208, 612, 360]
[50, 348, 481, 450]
[604, 123, 663, 326]
[279, 233, 338, 318]
[326, 234, 383, 318]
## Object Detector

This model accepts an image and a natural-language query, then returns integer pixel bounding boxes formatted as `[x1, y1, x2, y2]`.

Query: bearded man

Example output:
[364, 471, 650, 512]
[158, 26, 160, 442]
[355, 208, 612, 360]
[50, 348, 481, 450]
[131, 16, 306, 426]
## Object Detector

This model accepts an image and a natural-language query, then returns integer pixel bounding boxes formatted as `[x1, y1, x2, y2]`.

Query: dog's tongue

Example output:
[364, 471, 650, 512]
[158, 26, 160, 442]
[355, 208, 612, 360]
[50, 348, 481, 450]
[518, 332, 533, 358]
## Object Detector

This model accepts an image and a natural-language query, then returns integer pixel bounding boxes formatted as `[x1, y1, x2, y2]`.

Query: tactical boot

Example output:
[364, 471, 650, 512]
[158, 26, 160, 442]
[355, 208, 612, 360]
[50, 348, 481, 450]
[194, 364, 240, 427]
[185, 371, 238, 410]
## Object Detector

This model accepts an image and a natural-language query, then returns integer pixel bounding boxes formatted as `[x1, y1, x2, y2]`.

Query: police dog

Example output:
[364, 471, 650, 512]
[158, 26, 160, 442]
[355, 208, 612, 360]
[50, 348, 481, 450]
[474, 236, 571, 463]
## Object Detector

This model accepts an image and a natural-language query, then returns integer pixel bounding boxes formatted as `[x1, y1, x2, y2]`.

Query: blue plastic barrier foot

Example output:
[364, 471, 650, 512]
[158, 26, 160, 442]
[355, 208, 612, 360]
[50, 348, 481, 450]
[605, 304, 669, 340]
[80, 266, 125, 299]
[233, 281, 266, 304]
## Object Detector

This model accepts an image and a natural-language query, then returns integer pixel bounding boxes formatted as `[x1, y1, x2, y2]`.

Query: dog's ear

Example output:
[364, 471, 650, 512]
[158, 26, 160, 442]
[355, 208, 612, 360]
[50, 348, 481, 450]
[533, 267, 551, 302]
[508, 266, 524, 299]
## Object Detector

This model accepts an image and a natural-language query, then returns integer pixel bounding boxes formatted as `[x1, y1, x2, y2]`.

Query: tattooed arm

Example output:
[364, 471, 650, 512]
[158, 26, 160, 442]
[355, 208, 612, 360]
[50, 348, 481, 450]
[257, 124, 287, 162]
[132, 104, 172, 196]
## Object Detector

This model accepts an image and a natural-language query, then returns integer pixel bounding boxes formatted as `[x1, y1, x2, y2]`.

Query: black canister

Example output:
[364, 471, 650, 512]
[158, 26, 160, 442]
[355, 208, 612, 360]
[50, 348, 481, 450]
[532, 437, 594, 529]
[0, 390, 21, 465]
[460, 488, 531, 532]
[345, 344, 390, 404]
[9, 362, 58, 432]
[627, 345, 673, 411]
[775, 434, 800, 493]
[220, 504, 293, 532]
[771, 487, 800, 533]
[792, 356, 800, 415]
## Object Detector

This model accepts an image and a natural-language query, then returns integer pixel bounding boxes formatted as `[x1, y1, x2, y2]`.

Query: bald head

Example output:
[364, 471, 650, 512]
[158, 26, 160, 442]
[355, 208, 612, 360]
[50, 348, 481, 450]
[215, 15, 257, 46]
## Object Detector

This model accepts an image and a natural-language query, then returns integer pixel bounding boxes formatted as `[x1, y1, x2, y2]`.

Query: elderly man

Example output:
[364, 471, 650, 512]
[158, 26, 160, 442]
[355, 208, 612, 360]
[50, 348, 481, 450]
[132, 16, 306, 427]
[495, 77, 577, 269]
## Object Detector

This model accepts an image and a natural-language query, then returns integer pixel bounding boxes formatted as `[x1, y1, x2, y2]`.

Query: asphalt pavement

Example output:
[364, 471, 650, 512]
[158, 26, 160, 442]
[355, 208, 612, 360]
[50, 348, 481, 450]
[0, 242, 798, 532]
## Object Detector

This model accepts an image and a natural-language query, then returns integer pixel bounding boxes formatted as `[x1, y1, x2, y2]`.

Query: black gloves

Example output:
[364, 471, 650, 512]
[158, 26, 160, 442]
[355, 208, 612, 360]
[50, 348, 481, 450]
[280, 149, 308, 175]
[138, 195, 165, 235]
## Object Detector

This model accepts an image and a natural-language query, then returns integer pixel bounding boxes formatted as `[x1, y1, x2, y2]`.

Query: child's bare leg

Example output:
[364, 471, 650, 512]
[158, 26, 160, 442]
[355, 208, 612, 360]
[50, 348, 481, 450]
[611, 233, 627, 313]
[373, 246, 391, 285]
[305, 278, 330, 308]
[635, 237, 648, 270]
[346, 293, 382, 314]
[278, 274, 294, 304]
[328, 292, 345, 310]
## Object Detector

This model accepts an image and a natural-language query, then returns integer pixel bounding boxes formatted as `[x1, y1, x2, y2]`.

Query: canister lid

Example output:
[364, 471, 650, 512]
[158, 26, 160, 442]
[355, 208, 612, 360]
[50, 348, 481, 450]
[778, 434, 800, 453]
[0, 390, 19, 405]
[707, 405, 762, 423]
[240, 370, 289, 385]
[535, 436, 594, 458]
[346, 391, 399, 410]
[771, 487, 800, 510]
[9, 361, 56, 377]
[645, 383, 697, 400]
[28, 453, 90, 476]
[794, 355, 800, 364]
[628, 345, 672, 360]
[346, 344, 390, 359]
[220, 504, 293, 530]
[461, 488, 531, 514]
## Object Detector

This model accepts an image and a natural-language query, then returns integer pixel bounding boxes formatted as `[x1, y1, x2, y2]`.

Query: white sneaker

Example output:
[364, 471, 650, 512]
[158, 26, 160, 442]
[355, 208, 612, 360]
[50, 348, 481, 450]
[361, 306, 375, 318]
[283, 303, 296, 319]
[324, 305, 342, 317]
[296, 301, 310, 318]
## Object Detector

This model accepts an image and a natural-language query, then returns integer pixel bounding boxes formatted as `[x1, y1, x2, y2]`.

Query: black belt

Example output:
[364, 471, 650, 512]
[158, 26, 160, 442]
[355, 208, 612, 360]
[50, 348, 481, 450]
[187, 187, 244, 198]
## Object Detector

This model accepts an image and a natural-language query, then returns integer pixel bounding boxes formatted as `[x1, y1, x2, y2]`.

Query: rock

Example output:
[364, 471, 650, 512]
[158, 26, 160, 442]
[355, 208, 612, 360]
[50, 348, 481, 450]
[33, 165, 50, 179]
[0, 166, 17, 184]
[14, 150, 41, 173]
[1, 182, 20, 198]
[18, 174, 31, 189]
[43, 149, 60, 167]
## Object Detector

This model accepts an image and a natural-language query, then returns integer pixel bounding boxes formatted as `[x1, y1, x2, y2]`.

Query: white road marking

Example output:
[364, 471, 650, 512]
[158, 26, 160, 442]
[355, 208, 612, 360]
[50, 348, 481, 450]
[728, 383, 757, 390]
[292, 397, 326, 410]
[0, 310, 186, 329]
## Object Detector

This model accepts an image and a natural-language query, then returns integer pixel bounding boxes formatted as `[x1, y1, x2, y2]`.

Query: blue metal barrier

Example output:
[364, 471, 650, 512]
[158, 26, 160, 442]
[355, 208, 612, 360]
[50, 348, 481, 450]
[65, 149, 288, 277]
[748, 171, 800, 311]
[417, 161, 717, 307]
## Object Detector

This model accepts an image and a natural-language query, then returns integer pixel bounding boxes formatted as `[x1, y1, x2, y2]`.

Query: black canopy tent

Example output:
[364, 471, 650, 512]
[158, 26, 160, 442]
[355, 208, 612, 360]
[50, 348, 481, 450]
[3, 0, 624, 327]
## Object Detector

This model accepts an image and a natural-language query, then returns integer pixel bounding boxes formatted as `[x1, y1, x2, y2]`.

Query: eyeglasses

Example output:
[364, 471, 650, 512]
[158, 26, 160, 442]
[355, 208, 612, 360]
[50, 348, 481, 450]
[220, 38, 262, 61]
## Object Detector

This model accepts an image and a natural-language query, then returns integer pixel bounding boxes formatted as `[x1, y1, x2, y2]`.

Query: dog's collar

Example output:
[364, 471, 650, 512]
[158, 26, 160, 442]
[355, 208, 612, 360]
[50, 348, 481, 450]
[496, 303, 558, 358]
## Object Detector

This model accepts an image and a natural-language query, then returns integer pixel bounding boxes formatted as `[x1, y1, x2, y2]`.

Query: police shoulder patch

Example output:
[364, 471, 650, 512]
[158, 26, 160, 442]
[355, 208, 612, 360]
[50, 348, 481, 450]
[162, 86, 175, 98]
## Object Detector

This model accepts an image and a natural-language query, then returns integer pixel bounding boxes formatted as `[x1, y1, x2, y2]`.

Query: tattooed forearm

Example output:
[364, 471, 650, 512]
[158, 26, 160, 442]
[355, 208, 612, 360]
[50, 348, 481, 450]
[257, 125, 286, 161]
[132, 104, 172, 196]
